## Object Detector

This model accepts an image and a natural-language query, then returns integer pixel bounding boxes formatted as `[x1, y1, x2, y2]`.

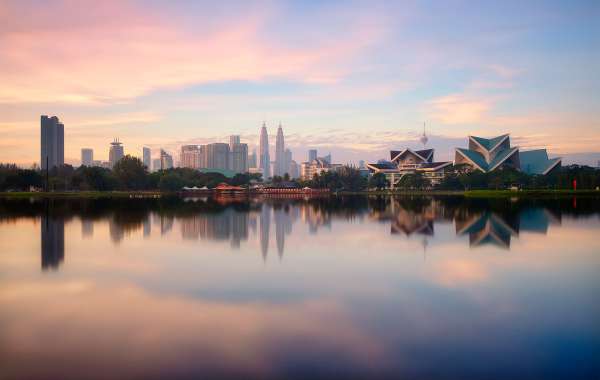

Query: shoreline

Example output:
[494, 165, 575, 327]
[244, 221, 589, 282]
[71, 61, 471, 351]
[0, 189, 599, 199]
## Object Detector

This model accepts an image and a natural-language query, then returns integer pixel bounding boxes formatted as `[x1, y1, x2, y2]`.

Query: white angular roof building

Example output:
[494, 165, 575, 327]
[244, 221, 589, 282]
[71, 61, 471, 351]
[455, 134, 561, 175]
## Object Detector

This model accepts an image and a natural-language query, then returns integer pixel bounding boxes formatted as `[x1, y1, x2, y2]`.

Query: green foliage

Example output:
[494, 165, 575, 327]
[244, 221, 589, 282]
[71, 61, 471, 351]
[368, 172, 389, 190]
[306, 166, 367, 191]
[113, 155, 147, 190]
[396, 172, 427, 190]
[159, 173, 185, 191]
[438, 165, 600, 190]
[72, 166, 116, 191]
[0, 164, 43, 191]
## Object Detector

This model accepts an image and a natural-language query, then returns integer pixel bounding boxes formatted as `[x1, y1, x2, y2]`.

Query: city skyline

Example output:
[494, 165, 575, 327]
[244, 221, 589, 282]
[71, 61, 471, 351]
[1, 1, 598, 167]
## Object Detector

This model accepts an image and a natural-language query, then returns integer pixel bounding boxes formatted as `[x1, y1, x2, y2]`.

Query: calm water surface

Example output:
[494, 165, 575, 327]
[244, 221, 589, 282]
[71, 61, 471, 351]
[0, 196, 599, 379]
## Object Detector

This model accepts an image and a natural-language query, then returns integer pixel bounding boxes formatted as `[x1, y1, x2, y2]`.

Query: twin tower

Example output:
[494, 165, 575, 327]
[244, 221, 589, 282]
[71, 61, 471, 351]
[259, 122, 289, 178]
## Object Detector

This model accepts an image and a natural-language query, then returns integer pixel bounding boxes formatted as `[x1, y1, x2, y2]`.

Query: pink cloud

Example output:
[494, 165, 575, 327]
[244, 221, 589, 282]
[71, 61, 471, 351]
[0, 1, 386, 105]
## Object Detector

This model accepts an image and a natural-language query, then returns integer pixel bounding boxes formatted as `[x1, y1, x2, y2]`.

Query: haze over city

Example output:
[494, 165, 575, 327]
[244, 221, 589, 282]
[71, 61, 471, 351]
[1, 0, 599, 166]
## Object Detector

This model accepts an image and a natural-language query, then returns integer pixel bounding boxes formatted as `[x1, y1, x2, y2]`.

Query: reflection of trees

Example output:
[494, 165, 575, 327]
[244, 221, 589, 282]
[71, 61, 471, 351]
[0, 195, 596, 272]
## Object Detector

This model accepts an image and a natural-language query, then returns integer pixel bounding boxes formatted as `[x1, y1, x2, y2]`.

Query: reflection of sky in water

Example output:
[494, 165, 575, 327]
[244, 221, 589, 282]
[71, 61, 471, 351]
[0, 197, 599, 379]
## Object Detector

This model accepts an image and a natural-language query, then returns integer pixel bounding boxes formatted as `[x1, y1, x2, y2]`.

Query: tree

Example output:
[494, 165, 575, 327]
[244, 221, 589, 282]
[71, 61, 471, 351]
[113, 155, 147, 190]
[397, 173, 427, 190]
[159, 173, 185, 191]
[337, 166, 367, 191]
[368, 172, 389, 190]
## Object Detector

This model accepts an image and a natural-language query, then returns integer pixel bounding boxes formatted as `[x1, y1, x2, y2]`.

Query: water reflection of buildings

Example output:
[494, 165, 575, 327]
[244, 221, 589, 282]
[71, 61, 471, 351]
[81, 219, 93, 238]
[372, 198, 562, 250]
[41, 215, 64, 270]
[301, 205, 331, 234]
[180, 209, 249, 249]
[371, 198, 451, 237]
[456, 208, 561, 249]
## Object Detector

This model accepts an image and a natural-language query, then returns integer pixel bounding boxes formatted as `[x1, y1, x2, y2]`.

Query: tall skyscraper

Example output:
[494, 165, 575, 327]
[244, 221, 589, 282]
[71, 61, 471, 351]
[248, 149, 257, 168]
[109, 139, 124, 168]
[229, 135, 241, 147]
[81, 148, 93, 166]
[289, 160, 300, 179]
[143, 147, 151, 169]
[205, 143, 229, 170]
[181, 145, 201, 169]
[275, 123, 285, 176]
[284, 148, 293, 176]
[259, 122, 270, 178]
[229, 143, 248, 173]
[308, 149, 317, 163]
[40, 115, 64, 170]
[160, 149, 173, 170]
[152, 158, 161, 172]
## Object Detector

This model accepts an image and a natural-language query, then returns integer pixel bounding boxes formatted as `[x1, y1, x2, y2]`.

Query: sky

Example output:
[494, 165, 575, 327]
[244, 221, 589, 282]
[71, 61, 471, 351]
[1, 0, 599, 166]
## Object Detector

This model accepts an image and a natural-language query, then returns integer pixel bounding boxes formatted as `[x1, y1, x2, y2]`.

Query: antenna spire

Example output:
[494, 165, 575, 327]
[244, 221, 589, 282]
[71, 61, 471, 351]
[420, 122, 429, 147]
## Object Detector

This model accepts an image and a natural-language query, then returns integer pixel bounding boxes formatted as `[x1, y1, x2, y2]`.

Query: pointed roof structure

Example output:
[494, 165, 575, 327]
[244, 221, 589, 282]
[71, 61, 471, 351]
[520, 149, 562, 175]
[454, 134, 520, 173]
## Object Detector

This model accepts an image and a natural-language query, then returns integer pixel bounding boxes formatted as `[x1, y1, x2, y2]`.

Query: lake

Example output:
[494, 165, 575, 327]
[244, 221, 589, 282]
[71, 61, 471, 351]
[0, 195, 599, 379]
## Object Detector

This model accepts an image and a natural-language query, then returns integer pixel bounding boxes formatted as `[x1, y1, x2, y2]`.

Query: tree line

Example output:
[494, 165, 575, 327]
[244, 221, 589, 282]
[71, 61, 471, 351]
[1, 157, 599, 192]
[0, 156, 261, 192]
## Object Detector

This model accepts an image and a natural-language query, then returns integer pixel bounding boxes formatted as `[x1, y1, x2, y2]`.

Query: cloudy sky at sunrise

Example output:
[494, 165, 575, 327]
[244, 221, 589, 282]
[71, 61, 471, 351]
[1, 0, 599, 166]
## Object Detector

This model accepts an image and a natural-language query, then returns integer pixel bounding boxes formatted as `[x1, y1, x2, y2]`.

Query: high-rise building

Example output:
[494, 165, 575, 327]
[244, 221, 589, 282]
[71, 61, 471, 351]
[152, 158, 161, 172]
[160, 149, 173, 170]
[40, 115, 64, 170]
[284, 148, 293, 176]
[181, 145, 201, 169]
[259, 122, 270, 178]
[81, 148, 93, 166]
[229, 135, 241, 147]
[198, 145, 207, 168]
[143, 147, 151, 169]
[229, 143, 248, 173]
[109, 139, 124, 168]
[205, 143, 229, 170]
[275, 123, 285, 176]
[289, 160, 300, 179]
[248, 149, 257, 168]
[308, 149, 317, 163]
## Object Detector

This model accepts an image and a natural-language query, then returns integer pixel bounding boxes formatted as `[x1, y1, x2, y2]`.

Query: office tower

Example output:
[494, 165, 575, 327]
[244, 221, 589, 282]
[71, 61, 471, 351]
[198, 145, 207, 168]
[81, 148, 93, 166]
[359, 160, 365, 168]
[289, 160, 300, 179]
[259, 122, 270, 178]
[321, 153, 331, 164]
[248, 149, 257, 168]
[109, 138, 124, 168]
[143, 147, 151, 169]
[181, 145, 201, 169]
[308, 149, 317, 163]
[40, 115, 64, 170]
[152, 158, 162, 172]
[275, 123, 285, 176]
[284, 148, 292, 176]
[229, 143, 248, 173]
[205, 143, 229, 170]
[229, 135, 241, 147]
[160, 149, 173, 170]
